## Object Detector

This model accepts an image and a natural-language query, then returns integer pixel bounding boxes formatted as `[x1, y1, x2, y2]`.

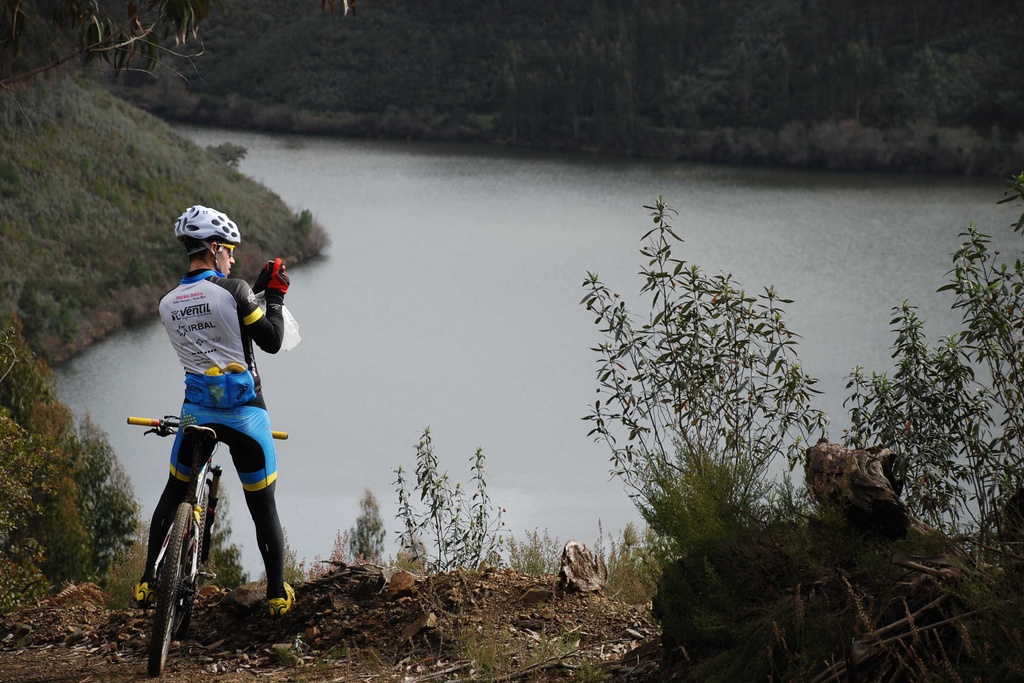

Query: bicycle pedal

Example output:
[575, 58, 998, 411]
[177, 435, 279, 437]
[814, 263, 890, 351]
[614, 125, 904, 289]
[199, 571, 218, 580]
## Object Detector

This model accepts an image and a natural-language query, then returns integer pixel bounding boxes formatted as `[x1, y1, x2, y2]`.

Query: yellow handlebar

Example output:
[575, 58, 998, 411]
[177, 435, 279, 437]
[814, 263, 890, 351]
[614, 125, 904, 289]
[127, 416, 289, 440]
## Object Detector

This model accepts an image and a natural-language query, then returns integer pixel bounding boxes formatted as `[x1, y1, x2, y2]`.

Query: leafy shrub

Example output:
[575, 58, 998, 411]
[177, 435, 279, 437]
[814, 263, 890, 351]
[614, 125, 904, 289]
[582, 200, 828, 675]
[603, 523, 660, 606]
[582, 197, 826, 546]
[0, 320, 142, 605]
[393, 428, 505, 572]
[0, 408, 58, 612]
[507, 528, 561, 576]
[845, 172, 1024, 550]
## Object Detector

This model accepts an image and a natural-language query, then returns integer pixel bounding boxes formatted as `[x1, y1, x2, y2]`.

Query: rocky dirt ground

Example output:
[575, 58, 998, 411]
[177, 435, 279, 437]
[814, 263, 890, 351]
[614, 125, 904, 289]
[0, 564, 661, 683]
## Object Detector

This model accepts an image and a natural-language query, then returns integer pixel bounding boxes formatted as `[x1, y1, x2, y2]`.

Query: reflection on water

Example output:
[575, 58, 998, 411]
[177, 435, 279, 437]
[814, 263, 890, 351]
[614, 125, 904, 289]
[57, 126, 1012, 575]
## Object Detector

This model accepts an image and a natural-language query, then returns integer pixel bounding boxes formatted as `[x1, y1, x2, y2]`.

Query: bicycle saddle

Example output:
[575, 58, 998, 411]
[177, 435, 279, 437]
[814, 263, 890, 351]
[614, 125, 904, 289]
[183, 425, 219, 439]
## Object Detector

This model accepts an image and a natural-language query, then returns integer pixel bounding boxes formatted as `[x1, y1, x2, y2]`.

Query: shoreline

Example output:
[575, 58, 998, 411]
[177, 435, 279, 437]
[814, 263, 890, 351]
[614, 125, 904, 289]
[109, 85, 1024, 178]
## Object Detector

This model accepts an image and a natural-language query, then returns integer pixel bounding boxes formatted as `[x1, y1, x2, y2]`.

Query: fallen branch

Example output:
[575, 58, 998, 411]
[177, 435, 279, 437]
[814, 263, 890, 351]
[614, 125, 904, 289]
[402, 661, 472, 683]
[891, 554, 961, 579]
[444, 650, 583, 683]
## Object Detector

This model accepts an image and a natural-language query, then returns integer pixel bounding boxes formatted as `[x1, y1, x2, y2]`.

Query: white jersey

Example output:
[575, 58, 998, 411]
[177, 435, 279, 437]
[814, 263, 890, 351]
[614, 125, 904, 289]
[159, 269, 281, 399]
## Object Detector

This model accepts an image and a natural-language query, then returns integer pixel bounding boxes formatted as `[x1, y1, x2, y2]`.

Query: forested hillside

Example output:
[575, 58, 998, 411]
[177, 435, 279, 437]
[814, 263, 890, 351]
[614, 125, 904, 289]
[0, 77, 327, 363]
[111, 0, 1024, 174]
[0, 320, 139, 612]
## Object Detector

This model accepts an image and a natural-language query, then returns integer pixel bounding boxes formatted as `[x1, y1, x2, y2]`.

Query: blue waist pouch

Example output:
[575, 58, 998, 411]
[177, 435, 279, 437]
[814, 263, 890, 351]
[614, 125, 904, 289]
[184, 366, 257, 408]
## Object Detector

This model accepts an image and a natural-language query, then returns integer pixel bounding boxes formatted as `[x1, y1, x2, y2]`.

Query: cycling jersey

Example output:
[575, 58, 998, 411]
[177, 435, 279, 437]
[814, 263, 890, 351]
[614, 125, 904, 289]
[157, 267, 287, 488]
[159, 269, 285, 400]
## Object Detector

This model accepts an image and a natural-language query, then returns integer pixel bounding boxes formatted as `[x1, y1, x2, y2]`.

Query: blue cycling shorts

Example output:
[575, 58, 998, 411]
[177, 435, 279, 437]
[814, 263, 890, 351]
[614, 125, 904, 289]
[169, 402, 278, 492]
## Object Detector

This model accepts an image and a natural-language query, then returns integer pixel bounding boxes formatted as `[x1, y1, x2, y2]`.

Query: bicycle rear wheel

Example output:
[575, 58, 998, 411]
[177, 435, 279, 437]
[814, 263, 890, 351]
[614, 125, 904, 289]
[147, 501, 192, 677]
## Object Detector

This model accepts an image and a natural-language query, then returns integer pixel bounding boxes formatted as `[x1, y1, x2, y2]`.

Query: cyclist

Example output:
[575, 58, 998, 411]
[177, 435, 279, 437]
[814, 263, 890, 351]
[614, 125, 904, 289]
[133, 205, 295, 617]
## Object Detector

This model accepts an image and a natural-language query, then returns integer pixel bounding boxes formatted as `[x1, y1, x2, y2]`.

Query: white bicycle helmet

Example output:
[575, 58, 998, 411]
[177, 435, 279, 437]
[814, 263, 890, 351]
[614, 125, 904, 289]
[174, 205, 241, 244]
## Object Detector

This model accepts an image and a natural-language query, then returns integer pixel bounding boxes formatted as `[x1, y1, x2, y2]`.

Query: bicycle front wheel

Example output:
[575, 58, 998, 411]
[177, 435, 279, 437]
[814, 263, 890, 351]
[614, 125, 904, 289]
[147, 501, 192, 677]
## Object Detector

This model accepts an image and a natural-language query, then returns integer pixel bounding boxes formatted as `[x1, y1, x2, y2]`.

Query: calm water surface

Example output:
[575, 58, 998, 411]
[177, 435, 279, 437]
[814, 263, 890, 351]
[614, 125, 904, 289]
[57, 127, 1014, 575]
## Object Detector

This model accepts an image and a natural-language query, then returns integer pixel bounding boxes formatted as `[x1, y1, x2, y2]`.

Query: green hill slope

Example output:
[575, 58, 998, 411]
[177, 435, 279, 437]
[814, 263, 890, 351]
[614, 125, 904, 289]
[110, 0, 1024, 174]
[0, 77, 326, 363]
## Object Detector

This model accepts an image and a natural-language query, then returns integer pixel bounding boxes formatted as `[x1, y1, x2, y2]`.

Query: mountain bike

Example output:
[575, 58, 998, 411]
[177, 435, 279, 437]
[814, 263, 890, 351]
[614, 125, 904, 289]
[127, 415, 288, 677]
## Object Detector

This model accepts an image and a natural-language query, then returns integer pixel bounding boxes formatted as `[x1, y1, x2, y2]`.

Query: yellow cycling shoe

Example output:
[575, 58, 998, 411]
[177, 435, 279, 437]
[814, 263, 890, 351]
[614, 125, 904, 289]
[267, 582, 295, 617]
[132, 581, 156, 607]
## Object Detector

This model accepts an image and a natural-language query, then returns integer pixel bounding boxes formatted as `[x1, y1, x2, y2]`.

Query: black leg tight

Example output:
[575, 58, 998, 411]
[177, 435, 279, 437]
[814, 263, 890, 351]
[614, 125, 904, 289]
[142, 475, 188, 583]
[244, 481, 286, 599]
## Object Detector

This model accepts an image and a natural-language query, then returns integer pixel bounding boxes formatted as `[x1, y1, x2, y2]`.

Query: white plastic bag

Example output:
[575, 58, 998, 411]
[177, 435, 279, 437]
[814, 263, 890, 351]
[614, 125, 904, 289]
[255, 292, 301, 351]
[279, 304, 301, 351]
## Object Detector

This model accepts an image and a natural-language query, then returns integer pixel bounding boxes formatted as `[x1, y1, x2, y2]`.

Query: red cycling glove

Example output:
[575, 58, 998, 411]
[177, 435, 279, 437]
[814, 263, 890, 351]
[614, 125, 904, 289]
[253, 258, 290, 295]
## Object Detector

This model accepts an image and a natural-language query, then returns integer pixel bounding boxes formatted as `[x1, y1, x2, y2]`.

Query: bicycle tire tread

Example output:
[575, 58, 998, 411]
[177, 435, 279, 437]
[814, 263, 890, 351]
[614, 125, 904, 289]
[175, 492, 207, 640]
[147, 501, 191, 677]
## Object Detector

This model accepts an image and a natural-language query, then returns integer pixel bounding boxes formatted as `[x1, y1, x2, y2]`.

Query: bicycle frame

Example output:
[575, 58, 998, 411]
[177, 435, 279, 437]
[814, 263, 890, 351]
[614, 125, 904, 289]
[151, 434, 215, 572]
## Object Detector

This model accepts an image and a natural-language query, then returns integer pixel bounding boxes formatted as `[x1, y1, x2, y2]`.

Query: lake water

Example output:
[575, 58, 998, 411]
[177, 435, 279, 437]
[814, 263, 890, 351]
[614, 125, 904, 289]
[56, 126, 1016, 577]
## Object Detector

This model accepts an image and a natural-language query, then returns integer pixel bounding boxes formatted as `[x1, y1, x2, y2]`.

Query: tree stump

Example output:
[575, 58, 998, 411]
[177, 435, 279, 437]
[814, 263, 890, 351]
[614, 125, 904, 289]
[805, 438, 911, 539]
[557, 541, 607, 592]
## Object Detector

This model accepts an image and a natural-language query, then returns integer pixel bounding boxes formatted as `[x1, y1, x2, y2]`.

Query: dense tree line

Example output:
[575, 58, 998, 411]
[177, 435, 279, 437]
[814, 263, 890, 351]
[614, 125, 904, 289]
[0, 319, 136, 610]
[110, 0, 1024, 173]
[0, 318, 250, 610]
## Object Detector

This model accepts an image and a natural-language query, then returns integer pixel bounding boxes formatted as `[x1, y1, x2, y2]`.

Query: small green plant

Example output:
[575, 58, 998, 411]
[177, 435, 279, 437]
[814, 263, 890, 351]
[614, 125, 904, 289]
[507, 528, 561, 575]
[575, 660, 610, 682]
[271, 642, 301, 667]
[393, 428, 506, 572]
[603, 523, 660, 606]
[281, 530, 307, 586]
[390, 545, 428, 574]
[204, 490, 248, 589]
[460, 625, 506, 678]
[525, 631, 582, 670]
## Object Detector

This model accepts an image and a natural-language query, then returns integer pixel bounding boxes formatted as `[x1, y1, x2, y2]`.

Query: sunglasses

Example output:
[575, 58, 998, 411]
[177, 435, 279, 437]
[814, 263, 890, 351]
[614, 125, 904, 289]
[216, 242, 236, 254]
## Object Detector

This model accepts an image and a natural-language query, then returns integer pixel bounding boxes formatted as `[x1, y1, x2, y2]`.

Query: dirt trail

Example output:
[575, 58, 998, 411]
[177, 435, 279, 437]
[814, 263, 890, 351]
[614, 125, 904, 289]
[0, 565, 661, 682]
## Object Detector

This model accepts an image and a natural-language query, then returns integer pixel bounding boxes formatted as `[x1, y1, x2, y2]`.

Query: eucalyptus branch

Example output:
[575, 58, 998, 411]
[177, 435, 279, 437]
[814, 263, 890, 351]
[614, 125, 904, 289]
[394, 428, 505, 572]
